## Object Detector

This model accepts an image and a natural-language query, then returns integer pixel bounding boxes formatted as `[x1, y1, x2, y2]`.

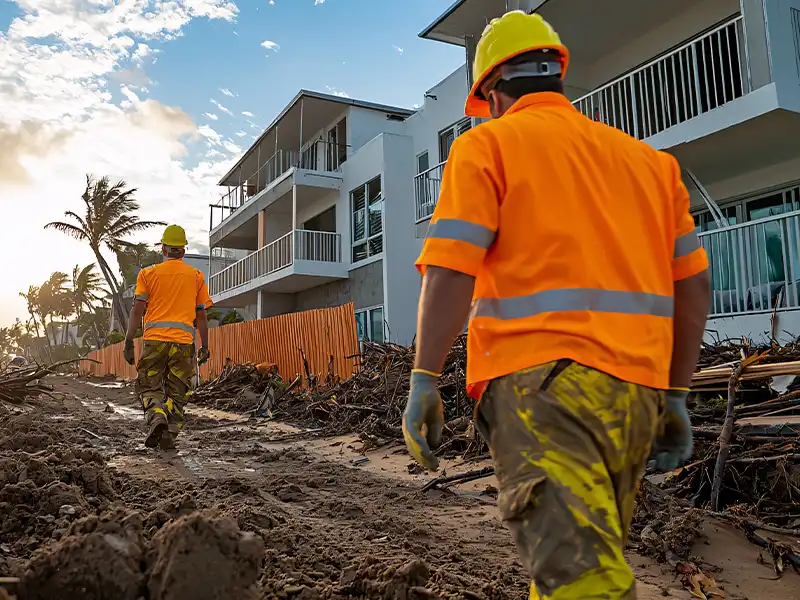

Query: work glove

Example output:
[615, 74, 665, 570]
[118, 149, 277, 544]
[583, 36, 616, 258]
[123, 339, 135, 366]
[197, 347, 210, 366]
[402, 369, 445, 472]
[653, 389, 693, 472]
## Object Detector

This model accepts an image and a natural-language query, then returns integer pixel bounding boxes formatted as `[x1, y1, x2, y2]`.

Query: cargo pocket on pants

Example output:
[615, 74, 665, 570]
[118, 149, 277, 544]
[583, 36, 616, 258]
[497, 476, 546, 523]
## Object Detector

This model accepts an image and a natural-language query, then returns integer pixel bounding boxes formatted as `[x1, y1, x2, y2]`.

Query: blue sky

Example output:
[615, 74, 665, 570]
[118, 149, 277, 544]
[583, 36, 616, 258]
[0, 0, 465, 326]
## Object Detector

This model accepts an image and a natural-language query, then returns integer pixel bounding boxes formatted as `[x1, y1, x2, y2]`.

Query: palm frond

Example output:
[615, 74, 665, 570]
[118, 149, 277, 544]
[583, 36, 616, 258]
[44, 221, 88, 241]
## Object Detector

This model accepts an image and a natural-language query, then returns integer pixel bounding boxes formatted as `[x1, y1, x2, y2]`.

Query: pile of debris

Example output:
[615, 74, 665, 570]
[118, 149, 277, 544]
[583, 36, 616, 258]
[671, 339, 800, 532]
[267, 336, 478, 458]
[0, 360, 77, 405]
[192, 362, 280, 413]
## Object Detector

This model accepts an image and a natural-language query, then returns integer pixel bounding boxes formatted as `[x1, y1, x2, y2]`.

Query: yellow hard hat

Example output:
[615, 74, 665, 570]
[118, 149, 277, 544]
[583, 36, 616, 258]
[161, 224, 188, 247]
[465, 11, 569, 118]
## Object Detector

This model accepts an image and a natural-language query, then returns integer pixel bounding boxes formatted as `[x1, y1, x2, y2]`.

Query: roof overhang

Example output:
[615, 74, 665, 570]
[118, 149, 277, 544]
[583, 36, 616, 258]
[217, 90, 413, 187]
[419, 0, 519, 46]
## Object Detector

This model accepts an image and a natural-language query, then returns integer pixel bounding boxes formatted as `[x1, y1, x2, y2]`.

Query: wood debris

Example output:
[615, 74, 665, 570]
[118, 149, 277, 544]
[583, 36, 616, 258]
[0, 359, 82, 405]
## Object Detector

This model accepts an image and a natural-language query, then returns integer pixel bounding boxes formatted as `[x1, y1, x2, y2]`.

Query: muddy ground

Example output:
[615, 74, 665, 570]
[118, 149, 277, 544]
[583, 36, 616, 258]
[0, 376, 798, 600]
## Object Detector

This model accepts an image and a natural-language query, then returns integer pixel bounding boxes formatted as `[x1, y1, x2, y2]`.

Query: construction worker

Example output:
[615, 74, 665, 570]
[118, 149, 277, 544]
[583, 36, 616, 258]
[123, 225, 212, 450]
[403, 11, 710, 600]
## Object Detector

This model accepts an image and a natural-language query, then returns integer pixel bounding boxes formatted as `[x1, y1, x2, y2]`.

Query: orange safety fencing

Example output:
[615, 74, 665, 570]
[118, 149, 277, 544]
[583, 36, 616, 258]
[79, 303, 360, 384]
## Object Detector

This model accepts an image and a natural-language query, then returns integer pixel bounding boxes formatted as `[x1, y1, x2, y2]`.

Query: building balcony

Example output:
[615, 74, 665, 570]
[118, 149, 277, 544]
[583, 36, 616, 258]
[209, 229, 347, 305]
[572, 16, 750, 143]
[699, 211, 800, 318]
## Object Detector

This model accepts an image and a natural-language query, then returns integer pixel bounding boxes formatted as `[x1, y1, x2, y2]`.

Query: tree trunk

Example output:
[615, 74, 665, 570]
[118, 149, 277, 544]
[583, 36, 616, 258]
[92, 246, 128, 331]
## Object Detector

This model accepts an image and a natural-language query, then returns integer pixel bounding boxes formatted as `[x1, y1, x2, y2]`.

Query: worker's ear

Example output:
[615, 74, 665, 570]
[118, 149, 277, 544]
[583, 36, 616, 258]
[487, 90, 502, 119]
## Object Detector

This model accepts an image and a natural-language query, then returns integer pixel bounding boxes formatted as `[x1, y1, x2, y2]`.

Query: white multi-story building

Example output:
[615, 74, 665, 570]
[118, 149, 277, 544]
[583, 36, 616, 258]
[209, 0, 800, 345]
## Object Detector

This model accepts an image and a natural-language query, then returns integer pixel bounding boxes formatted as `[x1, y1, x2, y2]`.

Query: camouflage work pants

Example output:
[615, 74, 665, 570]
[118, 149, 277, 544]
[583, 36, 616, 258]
[476, 360, 664, 600]
[135, 340, 195, 437]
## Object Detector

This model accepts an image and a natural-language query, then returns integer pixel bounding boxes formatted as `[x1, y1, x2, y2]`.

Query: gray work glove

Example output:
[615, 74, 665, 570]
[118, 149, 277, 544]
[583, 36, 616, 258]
[653, 389, 693, 471]
[123, 339, 135, 366]
[402, 370, 445, 472]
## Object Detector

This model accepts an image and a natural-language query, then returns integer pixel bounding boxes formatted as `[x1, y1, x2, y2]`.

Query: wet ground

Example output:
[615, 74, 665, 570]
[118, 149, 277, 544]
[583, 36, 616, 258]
[0, 375, 797, 599]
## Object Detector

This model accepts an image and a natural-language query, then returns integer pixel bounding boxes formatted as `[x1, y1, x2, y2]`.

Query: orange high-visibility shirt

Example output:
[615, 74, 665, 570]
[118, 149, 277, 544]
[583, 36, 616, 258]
[416, 93, 708, 398]
[134, 259, 213, 345]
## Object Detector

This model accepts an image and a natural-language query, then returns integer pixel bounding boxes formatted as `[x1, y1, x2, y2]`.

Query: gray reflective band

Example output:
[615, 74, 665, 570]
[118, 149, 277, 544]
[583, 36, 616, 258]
[145, 321, 196, 335]
[196, 304, 206, 310]
[135, 294, 148, 301]
[471, 288, 674, 321]
[674, 231, 701, 259]
[428, 218, 496, 250]
[499, 61, 562, 80]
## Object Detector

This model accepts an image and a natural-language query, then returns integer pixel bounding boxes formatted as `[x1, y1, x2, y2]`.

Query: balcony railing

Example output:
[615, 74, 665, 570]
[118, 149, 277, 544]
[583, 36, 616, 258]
[414, 161, 445, 223]
[573, 16, 750, 140]
[699, 212, 800, 317]
[209, 229, 342, 297]
[212, 140, 347, 230]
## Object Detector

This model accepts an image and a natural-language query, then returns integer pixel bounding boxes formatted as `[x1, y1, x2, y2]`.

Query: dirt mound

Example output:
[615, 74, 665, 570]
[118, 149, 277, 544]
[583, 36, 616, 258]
[18, 509, 145, 600]
[147, 511, 265, 600]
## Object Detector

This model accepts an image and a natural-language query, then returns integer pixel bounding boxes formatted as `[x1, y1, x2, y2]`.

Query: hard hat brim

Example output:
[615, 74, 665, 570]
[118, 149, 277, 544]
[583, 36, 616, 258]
[465, 44, 570, 118]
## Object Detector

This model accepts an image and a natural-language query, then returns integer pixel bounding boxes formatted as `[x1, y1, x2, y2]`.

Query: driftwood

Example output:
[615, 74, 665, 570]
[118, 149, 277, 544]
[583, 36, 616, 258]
[0, 358, 87, 404]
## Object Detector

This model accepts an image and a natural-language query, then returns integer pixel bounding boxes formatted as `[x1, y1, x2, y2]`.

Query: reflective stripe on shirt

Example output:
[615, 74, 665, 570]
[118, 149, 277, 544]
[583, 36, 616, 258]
[145, 321, 196, 336]
[674, 230, 701, 259]
[135, 293, 149, 301]
[427, 218, 496, 250]
[471, 288, 674, 321]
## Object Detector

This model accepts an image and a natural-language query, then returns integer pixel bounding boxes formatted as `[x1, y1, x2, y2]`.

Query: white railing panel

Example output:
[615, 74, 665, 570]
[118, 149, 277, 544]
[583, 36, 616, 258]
[573, 16, 750, 140]
[699, 212, 800, 317]
[208, 230, 343, 297]
[414, 162, 445, 223]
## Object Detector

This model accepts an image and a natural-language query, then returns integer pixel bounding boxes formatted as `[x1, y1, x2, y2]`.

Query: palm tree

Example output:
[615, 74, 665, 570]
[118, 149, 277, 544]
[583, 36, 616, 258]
[19, 286, 42, 341]
[44, 175, 166, 332]
[69, 264, 105, 348]
[38, 272, 71, 346]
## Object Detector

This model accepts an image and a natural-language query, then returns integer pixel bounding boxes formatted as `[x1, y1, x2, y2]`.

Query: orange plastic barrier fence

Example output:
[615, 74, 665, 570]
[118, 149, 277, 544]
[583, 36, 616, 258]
[79, 303, 360, 384]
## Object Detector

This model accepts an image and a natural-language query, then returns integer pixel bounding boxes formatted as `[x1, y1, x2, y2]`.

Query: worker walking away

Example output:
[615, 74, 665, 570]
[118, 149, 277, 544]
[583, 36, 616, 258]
[403, 11, 710, 600]
[124, 225, 212, 451]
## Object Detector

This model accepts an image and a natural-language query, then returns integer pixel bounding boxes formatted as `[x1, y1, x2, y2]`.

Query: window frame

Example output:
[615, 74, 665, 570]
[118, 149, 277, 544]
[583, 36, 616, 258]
[350, 176, 383, 264]
[355, 305, 385, 343]
[438, 118, 471, 162]
[416, 150, 430, 175]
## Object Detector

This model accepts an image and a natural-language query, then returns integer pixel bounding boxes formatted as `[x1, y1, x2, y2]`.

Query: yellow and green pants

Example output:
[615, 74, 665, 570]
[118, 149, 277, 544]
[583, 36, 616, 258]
[476, 360, 664, 600]
[135, 340, 195, 436]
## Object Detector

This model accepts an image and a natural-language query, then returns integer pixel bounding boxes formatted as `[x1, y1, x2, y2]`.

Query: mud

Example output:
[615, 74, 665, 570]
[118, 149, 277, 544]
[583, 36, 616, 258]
[0, 376, 798, 600]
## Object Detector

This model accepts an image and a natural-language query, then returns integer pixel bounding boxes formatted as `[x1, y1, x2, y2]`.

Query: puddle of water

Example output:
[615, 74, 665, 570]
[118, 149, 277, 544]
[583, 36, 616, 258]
[87, 381, 127, 389]
[80, 400, 142, 420]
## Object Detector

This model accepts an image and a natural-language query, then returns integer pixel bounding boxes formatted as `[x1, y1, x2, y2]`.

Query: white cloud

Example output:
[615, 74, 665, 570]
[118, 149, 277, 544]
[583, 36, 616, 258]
[242, 111, 254, 117]
[393, 45, 404, 54]
[0, 0, 240, 326]
[261, 40, 279, 51]
[204, 112, 219, 120]
[210, 98, 233, 116]
[314, 0, 325, 4]
[235, 131, 247, 137]
[325, 86, 349, 98]
[219, 88, 236, 98]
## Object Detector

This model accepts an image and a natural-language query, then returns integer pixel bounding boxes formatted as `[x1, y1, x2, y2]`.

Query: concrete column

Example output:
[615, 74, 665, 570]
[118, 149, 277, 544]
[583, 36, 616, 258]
[740, 0, 771, 90]
[257, 210, 267, 249]
[256, 290, 265, 319]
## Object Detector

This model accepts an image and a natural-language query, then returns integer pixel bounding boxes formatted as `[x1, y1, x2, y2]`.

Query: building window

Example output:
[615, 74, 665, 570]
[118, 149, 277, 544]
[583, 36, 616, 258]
[350, 176, 383, 263]
[355, 306, 384, 343]
[438, 118, 471, 162]
[327, 117, 347, 170]
[417, 151, 429, 174]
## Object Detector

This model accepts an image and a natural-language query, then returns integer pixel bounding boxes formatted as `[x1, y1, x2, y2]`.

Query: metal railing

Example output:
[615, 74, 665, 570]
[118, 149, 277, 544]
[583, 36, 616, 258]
[209, 230, 342, 297]
[573, 16, 750, 140]
[212, 140, 347, 230]
[699, 212, 800, 317]
[414, 161, 445, 223]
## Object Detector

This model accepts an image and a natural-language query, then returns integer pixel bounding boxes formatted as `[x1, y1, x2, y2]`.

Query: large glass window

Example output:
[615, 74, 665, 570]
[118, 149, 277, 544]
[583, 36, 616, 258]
[355, 306, 384, 343]
[350, 176, 383, 263]
[438, 119, 471, 162]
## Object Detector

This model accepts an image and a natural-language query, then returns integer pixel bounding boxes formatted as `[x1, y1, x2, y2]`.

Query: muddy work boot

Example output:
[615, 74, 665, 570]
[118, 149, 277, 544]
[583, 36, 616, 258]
[145, 414, 168, 448]
[159, 431, 177, 451]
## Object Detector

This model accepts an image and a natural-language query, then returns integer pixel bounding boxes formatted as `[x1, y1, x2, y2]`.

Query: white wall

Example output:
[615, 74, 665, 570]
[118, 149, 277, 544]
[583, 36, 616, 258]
[405, 65, 468, 166]
[767, 0, 800, 112]
[706, 310, 800, 344]
[381, 133, 421, 346]
[348, 106, 409, 155]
